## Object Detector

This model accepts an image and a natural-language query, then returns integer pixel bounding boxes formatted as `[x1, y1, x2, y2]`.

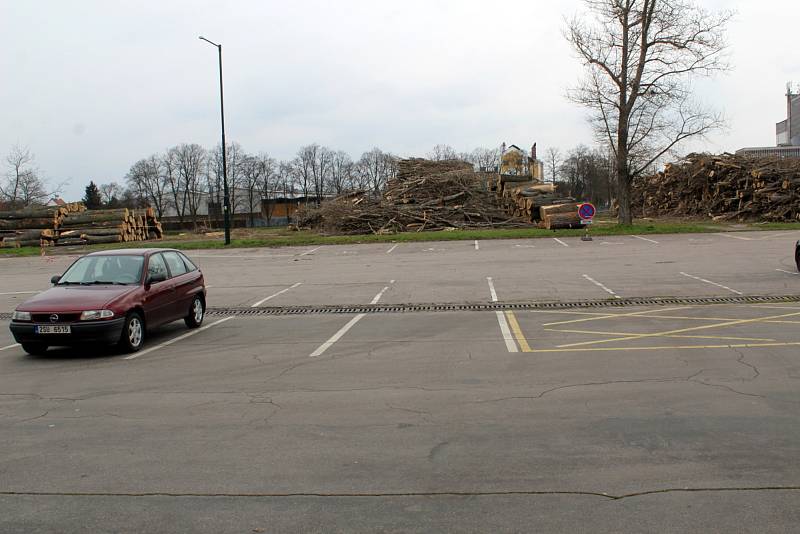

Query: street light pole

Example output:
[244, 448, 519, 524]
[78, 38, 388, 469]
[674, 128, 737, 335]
[199, 36, 231, 245]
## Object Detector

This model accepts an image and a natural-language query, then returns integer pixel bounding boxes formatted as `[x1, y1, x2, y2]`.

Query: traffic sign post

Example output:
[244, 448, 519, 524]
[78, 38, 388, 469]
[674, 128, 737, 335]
[578, 203, 596, 242]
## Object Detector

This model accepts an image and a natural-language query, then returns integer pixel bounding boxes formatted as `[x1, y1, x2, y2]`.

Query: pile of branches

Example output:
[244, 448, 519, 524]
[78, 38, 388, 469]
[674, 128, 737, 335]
[632, 153, 800, 221]
[296, 160, 526, 234]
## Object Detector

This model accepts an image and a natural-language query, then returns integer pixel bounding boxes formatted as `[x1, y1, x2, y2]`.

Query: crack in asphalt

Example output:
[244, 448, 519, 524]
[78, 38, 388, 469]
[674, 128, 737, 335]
[471, 367, 769, 404]
[1, 487, 800, 501]
[732, 347, 761, 381]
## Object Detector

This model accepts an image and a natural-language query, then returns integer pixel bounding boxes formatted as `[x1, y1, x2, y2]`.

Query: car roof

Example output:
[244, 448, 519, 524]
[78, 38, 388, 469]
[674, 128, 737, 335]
[85, 248, 178, 257]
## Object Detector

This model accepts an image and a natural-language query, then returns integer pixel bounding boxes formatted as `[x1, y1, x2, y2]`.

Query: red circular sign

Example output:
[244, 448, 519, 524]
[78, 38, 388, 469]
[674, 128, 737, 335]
[578, 203, 596, 220]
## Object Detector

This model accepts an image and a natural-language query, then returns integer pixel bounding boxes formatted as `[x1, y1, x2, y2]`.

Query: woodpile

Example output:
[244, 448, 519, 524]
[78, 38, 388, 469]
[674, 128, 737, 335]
[0, 203, 163, 248]
[495, 179, 579, 227]
[295, 159, 527, 234]
[632, 153, 800, 221]
[295, 157, 585, 234]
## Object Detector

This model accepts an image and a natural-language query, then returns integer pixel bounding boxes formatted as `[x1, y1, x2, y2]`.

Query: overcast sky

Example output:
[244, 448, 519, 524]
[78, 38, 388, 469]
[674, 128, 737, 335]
[1, 0, 798, 200]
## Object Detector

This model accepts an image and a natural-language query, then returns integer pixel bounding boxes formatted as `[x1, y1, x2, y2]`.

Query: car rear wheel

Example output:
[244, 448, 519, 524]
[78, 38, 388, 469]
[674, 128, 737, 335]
[119, 312, 144, 353]
[21, 343, 48, 356]
[185, 296, 205, 329]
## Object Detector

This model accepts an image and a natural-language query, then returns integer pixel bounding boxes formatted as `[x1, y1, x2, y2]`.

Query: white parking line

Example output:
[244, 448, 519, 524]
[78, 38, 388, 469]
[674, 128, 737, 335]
[632, 235, 659, 244]
[582, 274, 621, 299]
[680, 272, 743, 295]
[474, 240, 480, 250]
[553, 238, 569, 247]
[386, 244, 399, 254]
[486, 277, 517, 352]
[717, 233, 753, 241]
[124, 316, 235, 361]
[0, 291, 41, 296]
[0, 343, 21, 352]
[777, 269, 799, 276]
[251, 283, 302, 307]
[300, 246, 322, 256]
[310, 282, 394, 357]
[486, 277, 499, 302]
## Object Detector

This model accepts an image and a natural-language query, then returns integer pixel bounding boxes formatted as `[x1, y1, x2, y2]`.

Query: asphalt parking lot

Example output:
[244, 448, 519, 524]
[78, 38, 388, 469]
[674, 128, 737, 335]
[2, 231, 800, 533]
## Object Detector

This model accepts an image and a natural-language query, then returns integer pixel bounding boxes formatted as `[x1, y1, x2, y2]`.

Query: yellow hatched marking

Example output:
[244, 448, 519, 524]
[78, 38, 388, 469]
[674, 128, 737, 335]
[543, 307, 690, 327]
[556, 311, 800, 349]
[545, 328, 776, 343]
[531, 341, 800, 354]
[505, 311, 533, 352]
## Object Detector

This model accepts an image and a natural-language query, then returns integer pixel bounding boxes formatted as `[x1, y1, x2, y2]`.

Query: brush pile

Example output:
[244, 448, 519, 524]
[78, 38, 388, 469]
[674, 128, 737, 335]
[632, 153, 800, 221]
[295, 159, 526, 234]
[0, 204, 163, 248]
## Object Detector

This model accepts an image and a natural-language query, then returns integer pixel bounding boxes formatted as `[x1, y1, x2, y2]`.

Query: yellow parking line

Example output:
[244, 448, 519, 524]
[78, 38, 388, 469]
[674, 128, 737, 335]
[556, 310, 800, 349]
[531, 341, 800, 353]
[505, 311, 533, 352]
[545, 328, 776, 343]
[543, 307, 690, 327]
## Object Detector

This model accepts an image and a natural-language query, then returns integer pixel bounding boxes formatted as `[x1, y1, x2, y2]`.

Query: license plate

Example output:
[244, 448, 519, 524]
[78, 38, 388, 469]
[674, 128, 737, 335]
[36, 325, 71, 334]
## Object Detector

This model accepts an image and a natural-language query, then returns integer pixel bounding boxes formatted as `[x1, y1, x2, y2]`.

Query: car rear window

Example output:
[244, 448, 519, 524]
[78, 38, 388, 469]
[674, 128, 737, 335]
[163, 251, 188, 277]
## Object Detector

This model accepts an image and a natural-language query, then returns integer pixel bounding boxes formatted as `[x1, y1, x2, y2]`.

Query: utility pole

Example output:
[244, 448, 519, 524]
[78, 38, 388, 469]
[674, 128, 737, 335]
[199, 36, 231, 245]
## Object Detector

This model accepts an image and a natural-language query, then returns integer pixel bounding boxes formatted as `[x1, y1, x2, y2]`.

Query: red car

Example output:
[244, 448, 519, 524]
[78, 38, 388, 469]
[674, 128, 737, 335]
[9, 248, 206, 355]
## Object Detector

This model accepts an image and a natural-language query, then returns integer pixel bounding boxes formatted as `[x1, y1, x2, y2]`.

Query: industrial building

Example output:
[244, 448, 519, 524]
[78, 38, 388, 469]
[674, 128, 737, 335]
[737, 84, 800, 158]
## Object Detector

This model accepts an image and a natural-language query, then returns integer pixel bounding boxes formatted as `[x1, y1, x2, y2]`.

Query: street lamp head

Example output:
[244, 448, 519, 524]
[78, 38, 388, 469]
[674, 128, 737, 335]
[198, 36, 220, 47]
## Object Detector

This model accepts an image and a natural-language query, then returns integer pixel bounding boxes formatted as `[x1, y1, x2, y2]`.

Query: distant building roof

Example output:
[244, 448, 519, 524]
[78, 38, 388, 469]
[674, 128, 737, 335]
[46, 197, 67, 207]
[735, 146, 800, 158]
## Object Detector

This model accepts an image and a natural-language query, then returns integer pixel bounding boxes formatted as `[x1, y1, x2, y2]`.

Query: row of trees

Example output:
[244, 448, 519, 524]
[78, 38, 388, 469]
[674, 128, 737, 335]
[120, 143, 503, 227]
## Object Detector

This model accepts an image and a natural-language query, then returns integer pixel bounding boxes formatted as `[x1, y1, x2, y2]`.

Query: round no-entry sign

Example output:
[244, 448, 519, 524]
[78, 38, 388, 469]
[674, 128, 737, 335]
[578, 203, 596, 220]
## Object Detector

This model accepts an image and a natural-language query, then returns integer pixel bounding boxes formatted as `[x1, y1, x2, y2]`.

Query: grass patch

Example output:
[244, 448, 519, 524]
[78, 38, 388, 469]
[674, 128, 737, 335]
[2, 219, 799, 257]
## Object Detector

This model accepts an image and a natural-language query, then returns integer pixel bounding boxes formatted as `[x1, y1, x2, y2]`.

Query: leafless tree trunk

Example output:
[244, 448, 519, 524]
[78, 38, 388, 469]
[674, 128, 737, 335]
[566, 0, 730, 224]
[545, 147, 562, 184]
[468, 147, 501, 171]
[357, 148, 396, 197]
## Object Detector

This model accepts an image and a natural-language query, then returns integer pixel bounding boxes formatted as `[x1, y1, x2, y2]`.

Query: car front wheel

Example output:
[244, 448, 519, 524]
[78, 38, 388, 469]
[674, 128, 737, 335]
[21, 343, 48, 356]
[185, 296, 205, 329]
[119, 312, 144, 353]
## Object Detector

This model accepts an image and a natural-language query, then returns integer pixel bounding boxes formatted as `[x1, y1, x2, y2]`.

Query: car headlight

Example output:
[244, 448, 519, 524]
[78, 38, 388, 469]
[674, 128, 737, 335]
[12, 310, 31, 321]
[80, 310, 115, 321]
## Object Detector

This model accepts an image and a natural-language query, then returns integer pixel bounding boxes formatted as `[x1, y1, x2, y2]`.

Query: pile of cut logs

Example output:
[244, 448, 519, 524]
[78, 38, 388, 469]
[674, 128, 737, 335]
[494, 175, 579, 228]
[0, 204, 163, 248]
[632, 153, 800, 221]
[57, 208, 163, 245]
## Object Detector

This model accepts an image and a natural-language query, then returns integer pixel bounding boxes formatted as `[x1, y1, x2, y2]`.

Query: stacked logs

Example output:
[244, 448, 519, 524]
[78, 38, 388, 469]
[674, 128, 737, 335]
[57, 208, 163, 245]
[0, 203, 84, 248]
[0, 204, 163, 248]
[496, 180, 578, 227]
[632, 153, 800, 221]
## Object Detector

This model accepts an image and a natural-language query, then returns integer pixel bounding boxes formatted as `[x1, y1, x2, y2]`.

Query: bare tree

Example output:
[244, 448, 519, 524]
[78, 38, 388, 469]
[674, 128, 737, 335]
[328, 151, 354, 195]
[427, 144, 458, 161]
[357, 148, 396, 197]
[566, 0, 730, 223]
[168, 144, 207, 227]
[545, 147, 562, 183]
[293, 145, 316, 203]
[99, 182, 124, 206]
[126, 155, 169, 217]
[468, 147, 501, 171]
[1, 145, 58, 207]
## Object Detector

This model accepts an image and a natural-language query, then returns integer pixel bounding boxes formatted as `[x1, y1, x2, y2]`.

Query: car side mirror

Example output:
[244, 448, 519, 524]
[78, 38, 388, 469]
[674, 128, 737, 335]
[51, 275, 61, 285]
[147, 272, 167, 285]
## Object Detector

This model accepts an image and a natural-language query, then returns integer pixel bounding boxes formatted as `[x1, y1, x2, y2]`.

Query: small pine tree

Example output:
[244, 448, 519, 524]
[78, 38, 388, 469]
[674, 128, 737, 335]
[83, 181, 102, 209]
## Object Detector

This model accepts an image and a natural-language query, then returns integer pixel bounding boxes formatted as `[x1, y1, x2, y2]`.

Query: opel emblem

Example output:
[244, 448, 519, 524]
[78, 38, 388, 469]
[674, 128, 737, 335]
[50, 314, 59, 323]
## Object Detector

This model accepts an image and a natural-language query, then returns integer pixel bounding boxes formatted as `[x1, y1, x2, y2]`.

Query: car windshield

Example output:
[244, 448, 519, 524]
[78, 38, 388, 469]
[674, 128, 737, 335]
[58, 255, 145, 285]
